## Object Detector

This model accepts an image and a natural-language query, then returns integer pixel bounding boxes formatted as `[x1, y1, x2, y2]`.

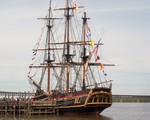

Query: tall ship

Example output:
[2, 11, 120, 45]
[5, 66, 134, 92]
[28, 0, 114, 115]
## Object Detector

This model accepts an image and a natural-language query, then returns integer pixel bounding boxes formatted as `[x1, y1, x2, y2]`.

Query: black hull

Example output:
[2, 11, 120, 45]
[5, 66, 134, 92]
[32, 87, 112, 115]
[57, 88, 112, 115]
[59, 104, 111, 115]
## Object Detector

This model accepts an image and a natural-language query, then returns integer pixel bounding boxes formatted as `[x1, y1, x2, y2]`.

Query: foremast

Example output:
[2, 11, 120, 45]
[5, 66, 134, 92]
[43, 1, 62, 93]
[28, 0, 61, 94]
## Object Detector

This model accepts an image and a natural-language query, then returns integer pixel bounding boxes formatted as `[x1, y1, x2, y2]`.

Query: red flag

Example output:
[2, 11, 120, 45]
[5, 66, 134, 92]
[95, 56, 100, 62]
[92, 47, 98, 54]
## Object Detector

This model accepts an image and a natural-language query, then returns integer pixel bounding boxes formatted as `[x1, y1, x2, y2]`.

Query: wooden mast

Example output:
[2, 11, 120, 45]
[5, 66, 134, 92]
[51, 0, 84, 93]
[82, 12, 90, 90]
[66, 0, 70, 93]
[46, 0, 62, 93]
[34, 1, 62, 94]
[47, 1, 52, 93]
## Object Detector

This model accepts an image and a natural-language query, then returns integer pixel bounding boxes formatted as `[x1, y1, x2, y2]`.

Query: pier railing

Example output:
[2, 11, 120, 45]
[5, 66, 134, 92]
[0, 91, 33, 98]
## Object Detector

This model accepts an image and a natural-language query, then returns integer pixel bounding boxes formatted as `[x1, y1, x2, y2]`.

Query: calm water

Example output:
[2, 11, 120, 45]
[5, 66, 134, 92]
[0, 103, 150, 120]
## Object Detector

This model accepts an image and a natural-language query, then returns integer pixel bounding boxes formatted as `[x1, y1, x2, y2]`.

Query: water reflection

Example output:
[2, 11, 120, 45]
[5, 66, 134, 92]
[1, 114, 113, 120]
[1, 103, 150, 120]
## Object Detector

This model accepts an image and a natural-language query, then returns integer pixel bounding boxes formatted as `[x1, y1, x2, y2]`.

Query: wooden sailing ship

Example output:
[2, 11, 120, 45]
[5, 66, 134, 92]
[28, 0, 114, 115]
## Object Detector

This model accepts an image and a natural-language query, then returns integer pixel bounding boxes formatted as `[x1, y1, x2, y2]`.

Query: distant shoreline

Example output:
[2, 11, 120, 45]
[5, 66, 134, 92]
[112, 95, 150, 102]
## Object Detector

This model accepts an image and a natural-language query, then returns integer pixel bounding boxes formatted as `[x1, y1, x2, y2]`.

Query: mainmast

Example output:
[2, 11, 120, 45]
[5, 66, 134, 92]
[53, 0, 84, 92]
[82, 12, 90, 90]
[64, 0, 71, 92]
[47, 1, 52, 93]
[46, 0, 62, 93]
[66, 0, 71, 93]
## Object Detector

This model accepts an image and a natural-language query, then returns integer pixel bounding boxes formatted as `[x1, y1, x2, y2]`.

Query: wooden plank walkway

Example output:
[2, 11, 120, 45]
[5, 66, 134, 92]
[0, 98, 59, 115]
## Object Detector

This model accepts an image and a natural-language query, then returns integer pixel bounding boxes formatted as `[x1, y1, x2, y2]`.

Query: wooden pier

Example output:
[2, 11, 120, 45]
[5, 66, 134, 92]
[0, 91, 59, 115]
[0, 98, 59, 115]
[30, 101, 59, 115]
[0, 98, 28, 114]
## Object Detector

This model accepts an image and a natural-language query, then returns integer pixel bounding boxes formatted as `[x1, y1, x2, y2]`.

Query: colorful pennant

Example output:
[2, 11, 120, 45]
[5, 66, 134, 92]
[100, 64, 104, 71]
[95, 55, 100, 62]
[90, 40, 95, 46]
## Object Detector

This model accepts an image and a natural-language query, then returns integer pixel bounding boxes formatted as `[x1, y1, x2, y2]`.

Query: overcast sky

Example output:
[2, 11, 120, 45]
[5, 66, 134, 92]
[0, 0, 150, 95]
